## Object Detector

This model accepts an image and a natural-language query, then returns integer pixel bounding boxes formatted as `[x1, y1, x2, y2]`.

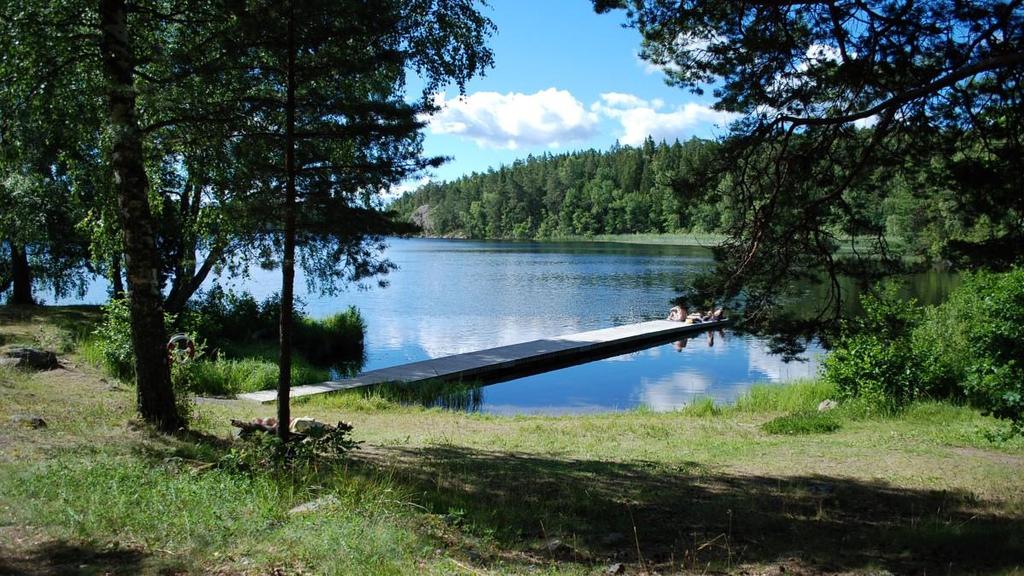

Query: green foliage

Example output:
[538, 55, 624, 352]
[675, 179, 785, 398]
[221, 425, 359, 472]
[183, 288, 365, 367]
[187, 357, 329, 397]
[91, 298, 136, 381]
[761, 411, 841, 435]
[182, 288, 280, 349]
[679, 397, 721, 417]
[732, 380, 836, 413]
[822, 288, 923, 413]
[914, 268, 1024, 430]
[89, 289, 362, 397]
[391, 137, 723, 239]
[912, 294, 974, 401]
[92, 298, 200, 421]
[822, 268, 1024, 430]
[295, 308, 365, 365]
[596, 0, 1024, 324]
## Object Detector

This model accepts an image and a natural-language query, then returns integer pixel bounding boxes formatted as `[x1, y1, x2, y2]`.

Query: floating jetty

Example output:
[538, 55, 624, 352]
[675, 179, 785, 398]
[237, 319, 730, 403]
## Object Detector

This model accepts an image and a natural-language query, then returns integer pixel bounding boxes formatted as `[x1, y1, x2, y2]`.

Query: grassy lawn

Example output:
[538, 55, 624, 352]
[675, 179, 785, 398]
[2, 307, 1023, 574]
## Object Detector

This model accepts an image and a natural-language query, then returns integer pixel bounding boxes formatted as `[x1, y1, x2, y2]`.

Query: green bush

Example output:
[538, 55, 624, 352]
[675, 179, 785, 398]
[221, 423, 359, 471]
[182, 288, 280, 350]
[822, 287, 923, 412]
[915, 268, 1024, 430]
[761, 410, 841, 434]
[92, 298, 198, 422]
[824, 268, 1024, 430]
[183, 288, 364, 366]
[92, 298, 136, 381]
[93, 290, 362, 398]
[912, 301, 972, 401]
[294, 307, 365, 364]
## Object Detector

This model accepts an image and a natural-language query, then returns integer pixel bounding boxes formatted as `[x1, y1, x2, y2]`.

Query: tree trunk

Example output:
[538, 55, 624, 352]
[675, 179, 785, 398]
[277, 3, 297, 442]
[9, 243, 34, 306]
[111, 252, 125, 300]
[164, 241, 225, 314]
[164, 178, 197, 313]
[99, 0, 182, 432]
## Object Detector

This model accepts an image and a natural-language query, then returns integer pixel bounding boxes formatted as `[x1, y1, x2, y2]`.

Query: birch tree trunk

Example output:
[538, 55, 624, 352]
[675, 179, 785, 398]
[98, 0, 182, 432]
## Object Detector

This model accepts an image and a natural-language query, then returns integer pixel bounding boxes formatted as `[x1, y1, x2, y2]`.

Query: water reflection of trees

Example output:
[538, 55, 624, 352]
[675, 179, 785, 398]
[365, 380, 484, 411]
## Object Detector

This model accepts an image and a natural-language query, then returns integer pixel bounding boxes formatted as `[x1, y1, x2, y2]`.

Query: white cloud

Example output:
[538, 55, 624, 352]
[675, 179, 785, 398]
[638, 53, 682, 76]
[637, 32, 721, 76]
[598, 92, 653, 109]
[594, 93, 739, 145]
[382, 176, 430, 204]
[426, 89, 599, 149]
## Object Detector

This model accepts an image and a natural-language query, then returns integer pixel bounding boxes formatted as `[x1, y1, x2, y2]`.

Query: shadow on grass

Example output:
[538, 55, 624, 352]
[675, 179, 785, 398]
[0, 539, 150, 576]
[356, 445, 1024, 573]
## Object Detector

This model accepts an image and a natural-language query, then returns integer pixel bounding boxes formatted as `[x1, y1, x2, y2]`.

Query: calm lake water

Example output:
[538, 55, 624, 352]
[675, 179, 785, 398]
[56, 238, 957, 414]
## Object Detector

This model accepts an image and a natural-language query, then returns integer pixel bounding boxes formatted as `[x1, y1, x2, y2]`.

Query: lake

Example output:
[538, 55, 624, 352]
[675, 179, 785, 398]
[56, 238, 957, 414]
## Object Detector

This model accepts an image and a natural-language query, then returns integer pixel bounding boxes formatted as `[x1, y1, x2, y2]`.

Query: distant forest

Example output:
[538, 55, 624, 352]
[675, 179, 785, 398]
[392, 134, 1003, 264]
[392, 137, 722, 240]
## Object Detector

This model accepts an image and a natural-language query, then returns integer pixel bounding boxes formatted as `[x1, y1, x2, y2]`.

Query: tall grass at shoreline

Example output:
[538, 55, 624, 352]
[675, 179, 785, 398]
[77, 295, 366, 396]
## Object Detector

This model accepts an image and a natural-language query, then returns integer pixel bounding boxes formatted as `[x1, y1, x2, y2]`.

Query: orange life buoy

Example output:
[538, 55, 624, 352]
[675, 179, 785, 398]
[167, 334, 196, 364]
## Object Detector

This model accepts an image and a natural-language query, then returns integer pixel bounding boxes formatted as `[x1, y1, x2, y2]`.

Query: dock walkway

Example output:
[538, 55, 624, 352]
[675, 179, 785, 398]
[238, 319, 729, 403]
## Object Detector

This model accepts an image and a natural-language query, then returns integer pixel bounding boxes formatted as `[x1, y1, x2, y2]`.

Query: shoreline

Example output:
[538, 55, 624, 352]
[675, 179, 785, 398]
[409, 232, 726, 247]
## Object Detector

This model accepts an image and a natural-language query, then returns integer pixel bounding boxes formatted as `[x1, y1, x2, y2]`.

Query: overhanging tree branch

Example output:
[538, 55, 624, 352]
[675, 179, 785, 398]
[778, 52, 1024, 127]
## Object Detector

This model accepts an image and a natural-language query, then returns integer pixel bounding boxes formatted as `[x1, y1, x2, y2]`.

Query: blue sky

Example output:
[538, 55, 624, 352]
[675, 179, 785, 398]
[404, 0, 737, 190]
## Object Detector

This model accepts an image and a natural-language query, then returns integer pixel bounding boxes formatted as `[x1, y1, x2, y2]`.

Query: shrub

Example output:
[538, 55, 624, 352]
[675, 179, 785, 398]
[912, 301, 972, 401]
[822, 287, 923, 412]
[182, 288, 280, 350]
[916, 268, 1024, 430]
[183, 288, 364, 366]
[92, 298, 136, 381]
[761, 410, 841, 435]
[93, 298, 197, 422]
[221, 423, 359, 471]
[294, 306, 365, 364]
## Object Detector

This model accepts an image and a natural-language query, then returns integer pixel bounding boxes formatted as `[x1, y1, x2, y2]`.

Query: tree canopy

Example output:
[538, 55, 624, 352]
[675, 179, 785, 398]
[595, 0, 1024, 323]
[215, 0, 493, 438]
[392, 137, 723, 239]
[0, 0, 493, 431]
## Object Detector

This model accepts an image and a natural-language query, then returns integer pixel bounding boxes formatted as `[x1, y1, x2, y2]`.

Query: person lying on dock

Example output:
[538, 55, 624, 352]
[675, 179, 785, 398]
[700, 308, 725, 322]
[670, 306, 725, 324]
[667, 305, 687, 321]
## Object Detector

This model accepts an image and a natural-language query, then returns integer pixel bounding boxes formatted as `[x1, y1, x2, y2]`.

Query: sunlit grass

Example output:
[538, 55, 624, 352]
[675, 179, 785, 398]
[4, 307, 1024, 575]
[187, 357, 330, 396]
[761, 410, 841, 434]
[731, 379, 836, 413]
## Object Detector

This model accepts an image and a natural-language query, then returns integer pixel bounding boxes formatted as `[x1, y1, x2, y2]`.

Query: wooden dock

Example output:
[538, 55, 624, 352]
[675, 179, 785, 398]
[237, 319, 730, 403]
